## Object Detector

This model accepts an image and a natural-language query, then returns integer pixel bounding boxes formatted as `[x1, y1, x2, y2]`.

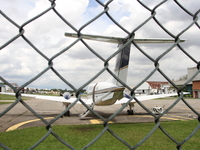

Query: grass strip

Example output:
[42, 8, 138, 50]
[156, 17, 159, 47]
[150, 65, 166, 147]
[0, 94, 31, 105]
[0, 120, 199, 150]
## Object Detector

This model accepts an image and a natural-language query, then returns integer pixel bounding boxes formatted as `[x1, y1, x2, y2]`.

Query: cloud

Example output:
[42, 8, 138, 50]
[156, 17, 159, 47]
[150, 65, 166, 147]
[0, 0, 199, 90]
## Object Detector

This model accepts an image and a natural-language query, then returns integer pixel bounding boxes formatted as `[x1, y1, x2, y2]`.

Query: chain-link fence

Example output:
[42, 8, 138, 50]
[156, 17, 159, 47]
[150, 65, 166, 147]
[0, 0, 200, 149]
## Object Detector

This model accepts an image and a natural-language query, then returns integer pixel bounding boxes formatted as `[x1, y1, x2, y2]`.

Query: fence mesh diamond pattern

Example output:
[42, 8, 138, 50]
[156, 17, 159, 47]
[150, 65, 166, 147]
[0, 0, 200, 149]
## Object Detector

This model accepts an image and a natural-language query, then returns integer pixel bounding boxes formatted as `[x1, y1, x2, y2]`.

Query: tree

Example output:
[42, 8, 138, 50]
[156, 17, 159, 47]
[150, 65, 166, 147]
[178, 74, 188, 81]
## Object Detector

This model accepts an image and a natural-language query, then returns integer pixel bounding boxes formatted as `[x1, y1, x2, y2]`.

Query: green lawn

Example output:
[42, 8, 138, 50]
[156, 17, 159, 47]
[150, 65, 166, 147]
[0, 120, 199, 150]
[0, 94, 31, 105]
[0, 94, 17, 100]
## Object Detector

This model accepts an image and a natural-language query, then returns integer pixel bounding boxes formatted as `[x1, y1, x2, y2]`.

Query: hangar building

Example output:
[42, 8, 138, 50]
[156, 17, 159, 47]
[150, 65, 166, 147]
[188, 67, 200, 98]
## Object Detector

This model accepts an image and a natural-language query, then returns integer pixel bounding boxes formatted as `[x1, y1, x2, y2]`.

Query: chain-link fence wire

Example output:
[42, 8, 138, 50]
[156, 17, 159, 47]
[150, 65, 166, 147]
[0, 0, 200, 149]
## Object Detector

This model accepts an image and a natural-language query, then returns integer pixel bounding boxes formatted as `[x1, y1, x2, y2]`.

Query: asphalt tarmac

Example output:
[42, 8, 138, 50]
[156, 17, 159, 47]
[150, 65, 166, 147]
[0, 98, 199, 132]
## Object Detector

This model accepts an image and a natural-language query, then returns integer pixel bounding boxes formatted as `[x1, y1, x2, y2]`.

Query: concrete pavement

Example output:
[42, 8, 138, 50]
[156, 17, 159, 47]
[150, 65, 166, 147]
[0, 98, 199, 132]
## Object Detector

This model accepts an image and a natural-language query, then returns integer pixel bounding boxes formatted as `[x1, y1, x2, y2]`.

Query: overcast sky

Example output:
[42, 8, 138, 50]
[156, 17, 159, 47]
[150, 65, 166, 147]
[0, 0, 199, 90]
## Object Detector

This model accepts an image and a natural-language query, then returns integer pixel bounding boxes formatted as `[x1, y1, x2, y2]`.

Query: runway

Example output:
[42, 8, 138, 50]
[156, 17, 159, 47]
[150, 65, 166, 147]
[0, 98, 199, 132]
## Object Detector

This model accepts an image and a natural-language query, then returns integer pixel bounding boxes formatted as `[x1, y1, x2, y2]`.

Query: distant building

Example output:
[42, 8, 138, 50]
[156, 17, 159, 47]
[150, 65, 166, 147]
[146, 81, 169, 94]
[22, 87, 39, 94]
[0, 84, 5, 92]
[125, 81, 172, 95]
[188, 67, 200, 98]
[167, 67, 200, 98]
[173, 80, 192, 94]
[0, 83, 18, 93]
